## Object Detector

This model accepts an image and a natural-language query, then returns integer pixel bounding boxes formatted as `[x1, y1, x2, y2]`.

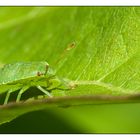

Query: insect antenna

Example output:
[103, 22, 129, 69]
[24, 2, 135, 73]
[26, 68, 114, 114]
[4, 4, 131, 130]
[44, 64, 49, 75]
[55, 41, 76, 65]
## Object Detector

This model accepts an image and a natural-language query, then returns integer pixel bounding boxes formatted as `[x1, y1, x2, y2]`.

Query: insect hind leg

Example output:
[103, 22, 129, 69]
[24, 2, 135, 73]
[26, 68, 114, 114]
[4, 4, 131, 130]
[37, 86, 52, 97]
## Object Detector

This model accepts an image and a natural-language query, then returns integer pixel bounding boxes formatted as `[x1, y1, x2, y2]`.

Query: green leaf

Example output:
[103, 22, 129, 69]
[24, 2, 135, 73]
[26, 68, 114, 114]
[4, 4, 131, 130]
[0, 7, 140, 132]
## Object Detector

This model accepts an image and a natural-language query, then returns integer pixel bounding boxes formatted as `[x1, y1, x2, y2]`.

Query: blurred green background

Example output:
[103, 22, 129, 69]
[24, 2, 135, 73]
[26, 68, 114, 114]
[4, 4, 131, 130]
[1, 103, 140, 133]
[0, 7, 140, 133]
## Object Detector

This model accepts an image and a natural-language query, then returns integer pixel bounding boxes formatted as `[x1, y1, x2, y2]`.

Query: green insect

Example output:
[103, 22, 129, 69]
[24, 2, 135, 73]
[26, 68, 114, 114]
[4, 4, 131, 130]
[0, 61, 69, 105]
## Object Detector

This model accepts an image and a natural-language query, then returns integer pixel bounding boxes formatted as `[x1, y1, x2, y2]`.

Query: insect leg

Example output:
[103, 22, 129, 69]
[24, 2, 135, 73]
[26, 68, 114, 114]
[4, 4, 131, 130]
[37, 86, 53, 97]
[4, 87, 20, 105]
[16, 86, 29, 102]
[4, 90, 12, 105]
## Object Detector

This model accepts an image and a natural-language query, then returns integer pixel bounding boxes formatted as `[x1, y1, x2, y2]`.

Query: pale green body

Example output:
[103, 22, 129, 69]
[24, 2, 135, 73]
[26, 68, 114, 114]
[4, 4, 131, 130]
[0, 61, 63, 104]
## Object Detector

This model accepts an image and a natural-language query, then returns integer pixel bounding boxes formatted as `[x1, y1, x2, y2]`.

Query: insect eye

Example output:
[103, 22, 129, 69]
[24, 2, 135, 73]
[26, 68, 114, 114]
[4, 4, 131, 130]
[37, 72, 43, 76]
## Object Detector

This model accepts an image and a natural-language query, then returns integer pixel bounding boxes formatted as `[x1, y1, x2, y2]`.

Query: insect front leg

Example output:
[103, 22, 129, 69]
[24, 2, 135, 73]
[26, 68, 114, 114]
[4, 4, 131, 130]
[16, 86, 29, 102]
[37, 86, 53, 97]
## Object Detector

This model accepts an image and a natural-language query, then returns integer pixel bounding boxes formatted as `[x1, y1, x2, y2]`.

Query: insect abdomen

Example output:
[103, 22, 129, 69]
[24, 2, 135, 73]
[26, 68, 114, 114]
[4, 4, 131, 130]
[0, 61, 48, 84]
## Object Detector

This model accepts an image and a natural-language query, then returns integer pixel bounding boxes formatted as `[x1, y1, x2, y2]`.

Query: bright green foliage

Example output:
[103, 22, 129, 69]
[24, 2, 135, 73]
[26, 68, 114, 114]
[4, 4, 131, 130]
[0, 7, 140, 133]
